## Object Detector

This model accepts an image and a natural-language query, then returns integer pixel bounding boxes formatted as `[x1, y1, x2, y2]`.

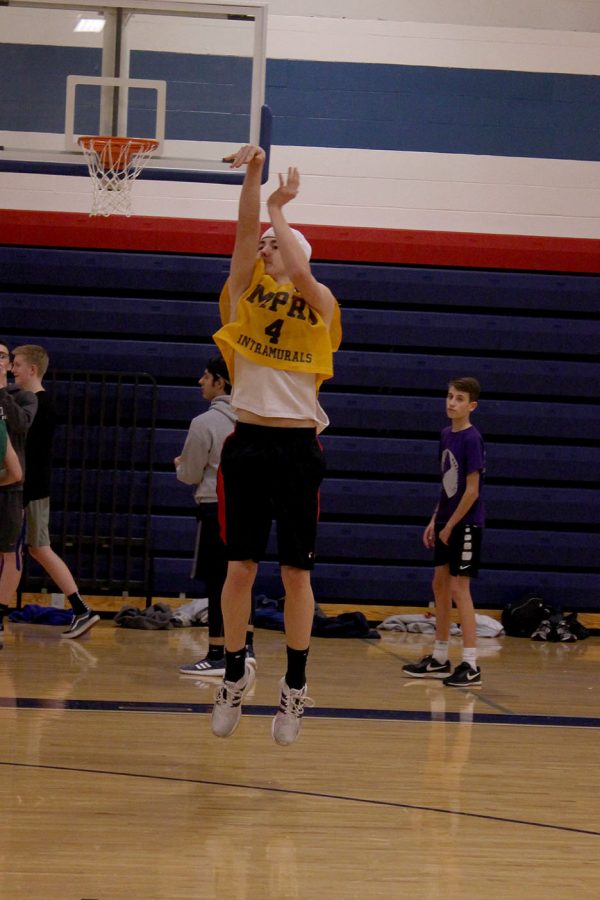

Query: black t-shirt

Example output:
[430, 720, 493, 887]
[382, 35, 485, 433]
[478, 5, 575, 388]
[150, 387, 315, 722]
[23, 390, 56, 505]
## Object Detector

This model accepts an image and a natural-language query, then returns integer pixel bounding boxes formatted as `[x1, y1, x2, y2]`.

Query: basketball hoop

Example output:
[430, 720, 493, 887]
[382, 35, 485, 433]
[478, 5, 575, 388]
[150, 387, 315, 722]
[78, 135, 159, 216]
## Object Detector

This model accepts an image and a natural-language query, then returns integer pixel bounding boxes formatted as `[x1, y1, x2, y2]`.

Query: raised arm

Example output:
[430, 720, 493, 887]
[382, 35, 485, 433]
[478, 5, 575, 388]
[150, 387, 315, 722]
[266, 167, 335, 327]
[224, 144, 266, 318]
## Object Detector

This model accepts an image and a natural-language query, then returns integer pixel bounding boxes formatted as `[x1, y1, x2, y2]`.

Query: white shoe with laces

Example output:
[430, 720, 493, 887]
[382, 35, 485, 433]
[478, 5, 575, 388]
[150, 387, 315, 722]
[211, 662, 255, 738]
[272, 678, 314, 746]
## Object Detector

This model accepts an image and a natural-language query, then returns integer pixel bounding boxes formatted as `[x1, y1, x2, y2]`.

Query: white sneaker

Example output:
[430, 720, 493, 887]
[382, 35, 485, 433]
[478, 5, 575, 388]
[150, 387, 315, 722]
[272, 678, 314, 746]
[211, 662, 256, 738]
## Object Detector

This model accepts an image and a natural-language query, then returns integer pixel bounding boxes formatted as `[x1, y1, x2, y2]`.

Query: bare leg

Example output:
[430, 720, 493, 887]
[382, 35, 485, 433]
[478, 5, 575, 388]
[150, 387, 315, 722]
[0, 552, 23, 606]
[451, 575, 477, 648]
[221, 559, 256, 651]
[28, 545, 78, 595]
[432, 565, 452, 642]
[280, 565, 314, 650]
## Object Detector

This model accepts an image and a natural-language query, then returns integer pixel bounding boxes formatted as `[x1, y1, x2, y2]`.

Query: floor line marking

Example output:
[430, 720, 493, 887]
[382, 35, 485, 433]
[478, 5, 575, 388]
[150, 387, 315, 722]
[1, 758, 598, 838]
[1, 696, 600, 728]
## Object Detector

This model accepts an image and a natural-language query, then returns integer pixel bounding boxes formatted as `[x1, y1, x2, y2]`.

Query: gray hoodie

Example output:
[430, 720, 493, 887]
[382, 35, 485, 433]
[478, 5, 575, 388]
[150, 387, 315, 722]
[175, 394, 237, 504]
[0, 384, 38, 492]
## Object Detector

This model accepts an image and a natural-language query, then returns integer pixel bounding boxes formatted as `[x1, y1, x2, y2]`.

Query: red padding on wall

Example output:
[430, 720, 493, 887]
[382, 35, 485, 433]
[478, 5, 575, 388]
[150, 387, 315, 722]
[0, 209, 598, 273]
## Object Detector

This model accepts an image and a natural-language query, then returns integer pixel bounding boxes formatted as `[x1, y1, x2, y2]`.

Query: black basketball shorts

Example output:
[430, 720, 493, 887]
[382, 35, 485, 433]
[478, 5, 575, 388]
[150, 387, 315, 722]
[433, 523, 483, 577]
[217, 422, 326, 570]
[0, 490, 24, 553]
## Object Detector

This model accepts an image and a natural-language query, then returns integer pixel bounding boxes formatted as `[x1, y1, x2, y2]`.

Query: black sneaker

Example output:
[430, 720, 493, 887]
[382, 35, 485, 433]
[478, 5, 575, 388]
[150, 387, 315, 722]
[402, 654, 451, 679]
[443, 661, 482, 687]
[179, 656, 226, 677]
[61, 611, 100, 639]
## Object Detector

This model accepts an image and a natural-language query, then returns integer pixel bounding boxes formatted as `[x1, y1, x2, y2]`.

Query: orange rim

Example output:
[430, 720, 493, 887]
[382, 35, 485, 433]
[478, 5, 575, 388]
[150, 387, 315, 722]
[78, 135, 159, 170]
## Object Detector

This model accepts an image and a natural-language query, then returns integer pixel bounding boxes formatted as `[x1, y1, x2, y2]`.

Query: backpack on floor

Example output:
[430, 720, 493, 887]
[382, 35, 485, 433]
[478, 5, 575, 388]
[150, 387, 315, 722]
[501, 592, 554, 638]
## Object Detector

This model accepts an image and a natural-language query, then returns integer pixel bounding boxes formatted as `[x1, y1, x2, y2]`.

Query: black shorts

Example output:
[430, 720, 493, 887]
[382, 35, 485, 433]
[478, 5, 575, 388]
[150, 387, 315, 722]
[0, 490, 24, 553]
[433, 523, 482, 577]
[192, 502, 227, 587]
[218, 422, 326, 570]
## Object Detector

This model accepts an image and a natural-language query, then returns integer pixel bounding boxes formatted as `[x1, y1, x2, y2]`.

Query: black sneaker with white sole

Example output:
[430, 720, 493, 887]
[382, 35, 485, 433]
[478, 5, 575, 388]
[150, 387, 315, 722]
[402, 654, 451, 679]
[61, 611, 100, 639]
[443, 661, 482, 687]
[179, 656, 226, 677]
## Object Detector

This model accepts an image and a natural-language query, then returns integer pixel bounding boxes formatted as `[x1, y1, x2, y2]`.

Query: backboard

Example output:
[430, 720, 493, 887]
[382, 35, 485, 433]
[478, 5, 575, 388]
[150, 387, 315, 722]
[0, 0, 271, 184]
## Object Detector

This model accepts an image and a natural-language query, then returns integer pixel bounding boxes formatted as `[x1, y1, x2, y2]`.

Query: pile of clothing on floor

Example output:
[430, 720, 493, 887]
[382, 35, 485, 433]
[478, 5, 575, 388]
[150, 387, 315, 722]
[114, 597, 209, 630]
[254, 595, 380, 639]
[6, 604, 73, 626]
[377, 612, 504, 637]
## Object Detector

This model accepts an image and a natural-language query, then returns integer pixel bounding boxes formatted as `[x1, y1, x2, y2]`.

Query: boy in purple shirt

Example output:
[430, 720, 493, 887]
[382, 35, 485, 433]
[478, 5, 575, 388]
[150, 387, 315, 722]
[404, 377, 486, 686]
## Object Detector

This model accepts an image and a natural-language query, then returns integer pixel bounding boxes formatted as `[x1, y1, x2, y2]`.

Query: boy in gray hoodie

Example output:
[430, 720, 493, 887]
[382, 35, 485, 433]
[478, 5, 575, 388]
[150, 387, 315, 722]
[175, 355, 255, 676]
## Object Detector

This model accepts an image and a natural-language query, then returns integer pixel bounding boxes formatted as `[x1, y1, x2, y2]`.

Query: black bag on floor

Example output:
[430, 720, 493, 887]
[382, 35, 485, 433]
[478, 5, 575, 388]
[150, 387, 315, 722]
[532, 611, 590, 642]
[563, 612, 590, 640]
[501, 592, 554, 638]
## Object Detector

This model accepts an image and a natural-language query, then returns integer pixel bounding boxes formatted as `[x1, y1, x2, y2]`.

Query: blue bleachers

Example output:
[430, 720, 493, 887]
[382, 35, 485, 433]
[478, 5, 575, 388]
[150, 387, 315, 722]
[1, 246, 598, 314]
[4, 294, 598, 358]
[7, 335, 599, 400]
[151, 558, 598, 610]
[3, 246, 599, 611]
[50, 469, 599, 528]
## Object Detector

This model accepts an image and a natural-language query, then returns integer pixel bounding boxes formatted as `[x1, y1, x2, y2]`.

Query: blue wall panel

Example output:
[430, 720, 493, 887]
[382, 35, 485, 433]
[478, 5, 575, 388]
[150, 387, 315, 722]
[1, 43, 599, 159]
[0, 44, 101, 133]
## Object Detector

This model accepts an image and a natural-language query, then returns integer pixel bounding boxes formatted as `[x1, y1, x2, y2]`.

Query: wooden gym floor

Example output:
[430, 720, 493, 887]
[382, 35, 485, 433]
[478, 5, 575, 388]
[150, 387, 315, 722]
[1, 614, 599, 899]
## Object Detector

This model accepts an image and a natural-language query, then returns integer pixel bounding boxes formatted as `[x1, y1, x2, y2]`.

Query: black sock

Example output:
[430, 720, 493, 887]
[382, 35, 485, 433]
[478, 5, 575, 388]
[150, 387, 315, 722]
[67, 592, 89, 616]
[207, 643, 225, 660]
[225, 648, 246, 683]
[285, 646, 309, 690]
[245, 630, 254, 649]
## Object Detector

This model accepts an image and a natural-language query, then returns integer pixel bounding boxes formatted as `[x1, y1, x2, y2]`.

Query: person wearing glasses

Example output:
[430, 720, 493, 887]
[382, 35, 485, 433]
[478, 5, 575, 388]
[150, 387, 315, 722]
[0, 339, 38, 618]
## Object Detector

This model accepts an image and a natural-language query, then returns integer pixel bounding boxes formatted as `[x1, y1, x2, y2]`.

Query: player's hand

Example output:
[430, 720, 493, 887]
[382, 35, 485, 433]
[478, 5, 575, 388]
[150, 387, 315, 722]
[173, 455, 182, 467]
[439, 524, 452, 546]
[223, 144, 266, 169]
[423, 522, 436, 549]
[267, 167, 300, 209]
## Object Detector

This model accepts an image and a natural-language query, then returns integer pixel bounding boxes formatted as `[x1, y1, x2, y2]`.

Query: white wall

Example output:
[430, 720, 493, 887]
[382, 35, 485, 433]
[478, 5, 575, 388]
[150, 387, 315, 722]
[1, 0, 599, 238]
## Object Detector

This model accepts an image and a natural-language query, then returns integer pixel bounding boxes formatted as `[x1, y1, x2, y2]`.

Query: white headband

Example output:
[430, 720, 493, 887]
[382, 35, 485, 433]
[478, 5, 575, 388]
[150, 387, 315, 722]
[261, 227, 312, 260]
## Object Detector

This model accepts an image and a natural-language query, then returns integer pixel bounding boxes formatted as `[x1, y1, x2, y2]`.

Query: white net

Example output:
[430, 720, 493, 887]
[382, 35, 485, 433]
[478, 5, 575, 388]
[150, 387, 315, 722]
[78, 137, 158, 217]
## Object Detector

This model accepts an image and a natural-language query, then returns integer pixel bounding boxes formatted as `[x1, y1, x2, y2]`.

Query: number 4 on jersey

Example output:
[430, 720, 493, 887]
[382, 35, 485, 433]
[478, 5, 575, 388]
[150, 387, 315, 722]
[264, 318, 284, 344]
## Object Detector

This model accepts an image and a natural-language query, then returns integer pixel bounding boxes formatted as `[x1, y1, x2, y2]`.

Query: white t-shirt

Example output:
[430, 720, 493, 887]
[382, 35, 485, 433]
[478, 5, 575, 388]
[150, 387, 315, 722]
[232, 354, 329, 433]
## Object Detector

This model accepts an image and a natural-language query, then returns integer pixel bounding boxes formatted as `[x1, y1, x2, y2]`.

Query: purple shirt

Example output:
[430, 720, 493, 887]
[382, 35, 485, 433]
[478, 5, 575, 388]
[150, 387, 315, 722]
[436, 425, 485, 528]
